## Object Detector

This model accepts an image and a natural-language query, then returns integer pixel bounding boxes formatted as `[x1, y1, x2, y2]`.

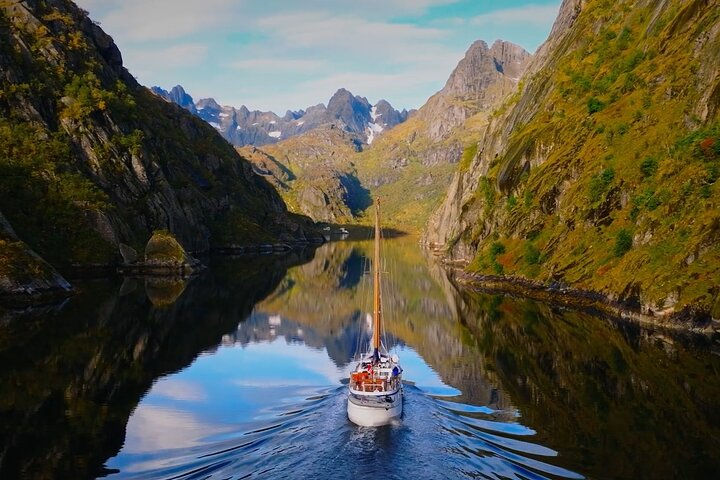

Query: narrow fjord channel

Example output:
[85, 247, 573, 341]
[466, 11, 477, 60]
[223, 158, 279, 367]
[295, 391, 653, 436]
[1, 238, 719, 479]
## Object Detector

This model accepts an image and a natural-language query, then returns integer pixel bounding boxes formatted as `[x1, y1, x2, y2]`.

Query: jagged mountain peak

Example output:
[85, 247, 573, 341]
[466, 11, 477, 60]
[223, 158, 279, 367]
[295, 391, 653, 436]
[417, 38, 532, 142]
[196, 97, 222, 111]
[441, 39, 531, 99]
[157, 85, 409, 147]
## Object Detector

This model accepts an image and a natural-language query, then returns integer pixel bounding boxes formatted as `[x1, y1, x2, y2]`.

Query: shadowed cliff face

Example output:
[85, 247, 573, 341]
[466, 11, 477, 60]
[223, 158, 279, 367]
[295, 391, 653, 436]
[0, 250, 313, 479]
[0, 210, 71, 298]
[427, 0, 720, 321]
[0, 0, 314, 275]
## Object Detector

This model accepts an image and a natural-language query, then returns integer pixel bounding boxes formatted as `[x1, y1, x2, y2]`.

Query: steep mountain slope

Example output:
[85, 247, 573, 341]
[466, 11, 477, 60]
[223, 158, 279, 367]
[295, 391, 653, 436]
[0, 0, 315, 282]
[238, 126, 369, 223]
[153, 86, 411, 147]
[428, 0, 720, 321]
[236, 40, 531, 229]
[357, 40, 532, 229]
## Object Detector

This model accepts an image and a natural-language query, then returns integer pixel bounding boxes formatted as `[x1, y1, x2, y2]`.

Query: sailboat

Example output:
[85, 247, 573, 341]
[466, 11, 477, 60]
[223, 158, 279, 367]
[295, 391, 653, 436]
[347, 200, 403, 427]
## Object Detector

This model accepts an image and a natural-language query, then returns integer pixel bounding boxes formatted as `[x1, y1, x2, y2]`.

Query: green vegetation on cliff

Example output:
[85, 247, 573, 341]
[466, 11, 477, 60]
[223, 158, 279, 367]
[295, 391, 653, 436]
[0, 0, 312, 280]
[434, 0, 720, 320]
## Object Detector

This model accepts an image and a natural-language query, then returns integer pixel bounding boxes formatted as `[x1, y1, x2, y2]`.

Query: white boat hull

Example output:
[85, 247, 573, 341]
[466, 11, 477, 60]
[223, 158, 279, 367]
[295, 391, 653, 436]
[347, 389, 402, 427]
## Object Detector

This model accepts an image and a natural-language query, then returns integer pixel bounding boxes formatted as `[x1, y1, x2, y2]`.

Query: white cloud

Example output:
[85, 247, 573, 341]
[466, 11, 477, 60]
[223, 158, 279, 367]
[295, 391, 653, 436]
[470, 4, 560, 27]
[231, 58, 328, 72]
[122, 43, 208, 80]
[79, 0, 241, 43]
[255, 11, 446, 56]
[296, 0, 460, 16]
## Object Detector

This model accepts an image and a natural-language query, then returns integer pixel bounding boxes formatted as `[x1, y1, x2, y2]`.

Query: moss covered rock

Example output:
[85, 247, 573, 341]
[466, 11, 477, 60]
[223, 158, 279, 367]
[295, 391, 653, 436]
[142, 230, 201, 274]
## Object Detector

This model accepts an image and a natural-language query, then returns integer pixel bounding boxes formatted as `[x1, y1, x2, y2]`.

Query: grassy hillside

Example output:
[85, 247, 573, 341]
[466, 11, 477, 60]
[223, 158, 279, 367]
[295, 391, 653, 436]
[356, 112, 491, 231]
[432, 0, 720, 319]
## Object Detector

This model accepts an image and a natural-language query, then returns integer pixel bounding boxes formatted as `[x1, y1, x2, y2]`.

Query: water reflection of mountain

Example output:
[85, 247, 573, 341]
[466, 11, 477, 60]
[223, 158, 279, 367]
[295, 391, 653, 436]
[255, 238, 511, 408]
[443, 279, 720, 479]
[0, 250, 313, 479]
[2, 238, 718, 479]
[219, 311, 402, 367]
[253, 239, 720, 477]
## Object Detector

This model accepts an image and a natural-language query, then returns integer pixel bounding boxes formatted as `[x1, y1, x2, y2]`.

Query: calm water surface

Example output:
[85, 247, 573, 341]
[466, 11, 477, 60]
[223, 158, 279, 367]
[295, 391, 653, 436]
[0, 238, 719, 479]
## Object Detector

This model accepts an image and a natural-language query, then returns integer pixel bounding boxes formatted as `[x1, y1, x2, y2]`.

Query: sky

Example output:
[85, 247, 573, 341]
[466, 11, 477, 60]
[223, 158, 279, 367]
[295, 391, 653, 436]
[74, 0, 561, 113]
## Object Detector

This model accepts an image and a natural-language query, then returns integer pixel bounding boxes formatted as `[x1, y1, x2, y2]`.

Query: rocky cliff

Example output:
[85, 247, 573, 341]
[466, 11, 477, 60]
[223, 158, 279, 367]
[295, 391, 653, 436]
[0, 210, 71, 299]
[419, 40, 532, 142]
[0, 0, 314, 285]
[428, 0, 720, 323]
[357, 40, 532, 229]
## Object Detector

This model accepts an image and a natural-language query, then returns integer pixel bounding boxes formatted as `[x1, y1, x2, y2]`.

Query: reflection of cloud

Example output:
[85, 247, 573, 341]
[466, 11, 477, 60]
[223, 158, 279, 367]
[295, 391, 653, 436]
[233, 338, 347, 385]
[151, 378, 206, 402]
[123, 405, 230, 455]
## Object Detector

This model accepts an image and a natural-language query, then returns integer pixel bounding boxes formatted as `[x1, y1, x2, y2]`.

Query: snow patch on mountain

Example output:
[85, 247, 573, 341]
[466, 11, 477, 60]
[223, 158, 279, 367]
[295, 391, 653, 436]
[366, 105, 384, 145]
[269, 131, 282, 138]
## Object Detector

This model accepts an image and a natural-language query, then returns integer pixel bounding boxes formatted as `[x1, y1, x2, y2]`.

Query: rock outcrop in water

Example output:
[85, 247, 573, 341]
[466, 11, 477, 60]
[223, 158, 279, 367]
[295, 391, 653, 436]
[0, 0, 318, 302]
[0, 210, 71, 300]
[427, 0, 720, 326]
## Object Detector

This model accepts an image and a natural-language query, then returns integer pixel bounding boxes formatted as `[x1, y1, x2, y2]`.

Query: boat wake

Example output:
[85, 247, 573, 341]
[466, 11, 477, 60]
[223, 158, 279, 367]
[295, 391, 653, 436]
[104, 385, 583, 479]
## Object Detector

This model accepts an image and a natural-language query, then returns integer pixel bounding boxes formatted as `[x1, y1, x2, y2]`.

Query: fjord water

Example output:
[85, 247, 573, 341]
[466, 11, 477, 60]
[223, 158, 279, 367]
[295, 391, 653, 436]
[1, 239, 719, 479]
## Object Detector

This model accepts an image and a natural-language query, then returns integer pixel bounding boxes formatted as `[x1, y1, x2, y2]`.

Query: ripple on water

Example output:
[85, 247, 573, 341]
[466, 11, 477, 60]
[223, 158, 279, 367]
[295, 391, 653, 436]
[104, 385, 583, 480]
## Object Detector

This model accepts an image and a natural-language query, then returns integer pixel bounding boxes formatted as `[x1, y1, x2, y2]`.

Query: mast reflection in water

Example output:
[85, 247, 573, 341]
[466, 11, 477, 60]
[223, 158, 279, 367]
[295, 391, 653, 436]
[0, 238, 718, 479]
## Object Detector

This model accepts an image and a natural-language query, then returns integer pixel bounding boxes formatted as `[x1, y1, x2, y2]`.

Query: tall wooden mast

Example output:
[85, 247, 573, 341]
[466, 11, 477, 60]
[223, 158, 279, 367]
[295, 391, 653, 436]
[372, 199, 382, 360]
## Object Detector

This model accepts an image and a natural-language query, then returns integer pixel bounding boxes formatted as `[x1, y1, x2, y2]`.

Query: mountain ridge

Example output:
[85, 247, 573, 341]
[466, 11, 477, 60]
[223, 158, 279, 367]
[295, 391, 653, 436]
[151, 85, 412, 147]
[234, 39, 531, 228]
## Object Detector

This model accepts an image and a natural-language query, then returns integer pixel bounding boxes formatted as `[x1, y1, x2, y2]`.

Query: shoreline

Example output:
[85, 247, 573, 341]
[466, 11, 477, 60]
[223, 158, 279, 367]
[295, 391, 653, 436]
[451, 268, 719, 336]
[0, 241, 322, 309]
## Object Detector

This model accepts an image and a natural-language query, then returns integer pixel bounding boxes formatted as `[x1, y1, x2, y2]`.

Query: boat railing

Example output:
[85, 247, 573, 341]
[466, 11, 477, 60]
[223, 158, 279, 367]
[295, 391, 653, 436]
[350, 375, 400, 393]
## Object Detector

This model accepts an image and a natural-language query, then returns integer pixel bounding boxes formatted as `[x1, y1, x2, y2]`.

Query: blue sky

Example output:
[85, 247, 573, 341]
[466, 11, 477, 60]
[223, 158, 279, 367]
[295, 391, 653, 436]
[75, 1, 561, 113]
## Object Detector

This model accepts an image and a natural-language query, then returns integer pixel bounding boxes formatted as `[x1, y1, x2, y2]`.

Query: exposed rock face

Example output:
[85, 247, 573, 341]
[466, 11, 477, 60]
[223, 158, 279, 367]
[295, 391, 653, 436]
[419, 40, 532, 142]
[152, 85, 196, 114]
[0, 0, 314, 282]
[326, 88, 372, 134]
[118, 243, 138, 264]
[240, 126, 368, 223]
[427, 0, 720, 322]
[354, 39, 531, 230]
[153, 86, 410, 146]
[0, 211, 71, 300]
